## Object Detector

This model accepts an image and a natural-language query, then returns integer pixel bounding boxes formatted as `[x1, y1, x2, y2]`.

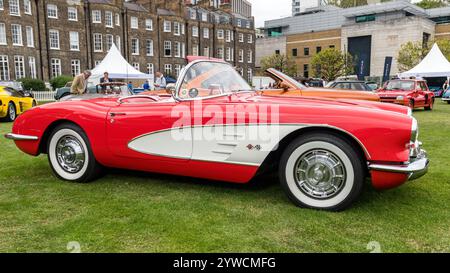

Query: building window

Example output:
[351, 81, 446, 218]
[203, 46, 209, 57]
[69, 31, 79, 51]
[292, 48, 298, 57]
[105, 34, 113, 50]
[164, 21, 171, 32]
[192, 26, 198, 37]
[115, 13, 120, 26]
[28, 57, 36, 79]
[105, 11, 113, 28]
[217, 29, 224, 39]
[203, 28, 209, 39]
[116, 35, 121, 50]
[25, 26, 33, 47]
[94, 60, 101, 66]
[248, 50, 252, 63]
[0, 0, 3, 10]
[147, 63, 154, 75]
[173, 22, 180, 36]
[182, 43, 186, 58]
[190, 10, 196, 20]
[164, 64, 172, 76]
[92, 10, 101, 23]
[355, 14, 375, 23]
[248, 34, 253, 43]
[130, 17, 138, 29]
[175, 65, 181, 77]
[68, 7, 77, 21]
[192, 44, 198, 56]
[50, 58, 61, 78]
[329, 45, 335, 49]
[304, 47, 309, 56]
[217, 47, 224, 59]
[316, 46, 322, 53]
[14, 55, 25, 79]
[238, 49, 244, 62]
[11, 24, 23, 46]
[225, 47, 231, 61]
[239, 33, 244, 42]
[246, 21, 251, 29]
[0, 55, 9, 80]
[275, 50, 280, 55]
[71, 59, 80, 77]
[146, 39, 153, 56]
[175, 42, 181, 57]
[201, 12, 208, 22]
[47, 4, 57, 19]
[247, 68, 252, 82]
[237, 19, 241, 27]
[132, 63, 140, 71]
[9, 0, 20, 16]
[131, 38, 139, 55]
[0, 23, 6, 45]
[303, 64, 309, 78]
[24, 0, 31, 15]
[181, 24, 185, 35]
[48, 29, 59, 49]
[225, 30, 231, 42]
[145, 19, 153, 31]
[164, 41, 172, 57]
[93, 33, 102, 52]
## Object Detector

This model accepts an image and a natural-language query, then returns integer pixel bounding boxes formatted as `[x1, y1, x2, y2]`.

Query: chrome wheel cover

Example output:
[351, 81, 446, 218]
[9, 105, 15, 120]
[294, 149, 346, 200]
[55, 135, 86, 173]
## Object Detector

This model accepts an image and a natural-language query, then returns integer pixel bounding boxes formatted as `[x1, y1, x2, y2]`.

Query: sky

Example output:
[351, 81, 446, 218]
[247, 0, 292, 28]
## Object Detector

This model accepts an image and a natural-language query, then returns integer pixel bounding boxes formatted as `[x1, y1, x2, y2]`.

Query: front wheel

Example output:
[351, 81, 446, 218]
[279, 133, 366, 211]
[425, 98, 434, 111]
[47, 123, 103, 183]
[5, 102, 16, 122]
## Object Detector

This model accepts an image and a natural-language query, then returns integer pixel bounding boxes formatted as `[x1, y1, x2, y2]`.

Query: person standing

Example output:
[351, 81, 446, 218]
[71, 70, 91, 95]
[99, 72, 112, 92]
[443, 80, 449, 91]
[143, 80, 150, 91]
[127, 81, 133, 92]
[154, 72, 167, 90]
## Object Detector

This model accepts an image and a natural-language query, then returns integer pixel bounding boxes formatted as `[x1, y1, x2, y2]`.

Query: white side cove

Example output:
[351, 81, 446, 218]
[128, 124, 306, 166]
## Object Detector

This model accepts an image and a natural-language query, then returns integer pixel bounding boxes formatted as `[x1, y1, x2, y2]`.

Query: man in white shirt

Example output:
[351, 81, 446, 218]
[154, 72, 167, 90]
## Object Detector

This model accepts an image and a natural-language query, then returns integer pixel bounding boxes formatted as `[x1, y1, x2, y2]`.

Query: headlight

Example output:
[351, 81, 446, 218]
[411, 117, 418, 142]
[396, 96, 404, 101]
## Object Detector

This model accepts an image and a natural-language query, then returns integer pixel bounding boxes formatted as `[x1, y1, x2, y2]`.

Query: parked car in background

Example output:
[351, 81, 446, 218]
[0, 81, 24, 91]
[442, 89, 450, 103]
[306, 79, 326, 87]
[5, 59, 429, 211]
[325, 81, 374, 92]
[0, 86, 37, 121]
[428, 86, 444, 97]
[260, 68, 380, 102]
[366, 82, 379, 91]
[377, 79, 435, 110]
[55, 82, 128, 100]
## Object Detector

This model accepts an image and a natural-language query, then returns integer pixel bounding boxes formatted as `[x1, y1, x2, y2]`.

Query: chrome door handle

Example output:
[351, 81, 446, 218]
[110, 112, 126, 117]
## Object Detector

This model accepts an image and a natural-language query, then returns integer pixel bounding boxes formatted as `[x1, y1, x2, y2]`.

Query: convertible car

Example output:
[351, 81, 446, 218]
[5, 59, 429, 211]
[1, 86, 37, 121]
[259, 69, 380, 102]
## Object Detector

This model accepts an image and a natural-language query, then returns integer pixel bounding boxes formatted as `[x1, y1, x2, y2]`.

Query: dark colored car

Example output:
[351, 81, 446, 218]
[325, 81, 374, 92]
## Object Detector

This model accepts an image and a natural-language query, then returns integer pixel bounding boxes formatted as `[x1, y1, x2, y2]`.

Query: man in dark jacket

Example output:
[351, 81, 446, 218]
[99, 72, 112, 92]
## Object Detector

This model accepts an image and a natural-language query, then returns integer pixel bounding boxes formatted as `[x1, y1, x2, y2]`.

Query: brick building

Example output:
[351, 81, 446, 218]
[0, 0, 255, 82]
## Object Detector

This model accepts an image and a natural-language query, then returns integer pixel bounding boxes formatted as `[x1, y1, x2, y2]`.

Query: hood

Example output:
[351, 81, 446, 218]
[377, 90, 412, 97]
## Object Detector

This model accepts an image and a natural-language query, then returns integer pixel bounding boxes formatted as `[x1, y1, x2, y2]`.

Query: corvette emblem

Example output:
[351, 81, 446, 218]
[246, 144, 261, 151]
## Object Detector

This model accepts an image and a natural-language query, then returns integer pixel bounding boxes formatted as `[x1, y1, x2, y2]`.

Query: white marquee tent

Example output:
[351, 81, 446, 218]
[399, 43, 450, 78]
[89, 44, 153, 84]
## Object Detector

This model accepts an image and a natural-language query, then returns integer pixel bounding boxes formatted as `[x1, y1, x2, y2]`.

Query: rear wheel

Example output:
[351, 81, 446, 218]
[32, 100, 37, 107]
[425, 98, 434, 111]
[5, 102, 16, 122]
[279, 133, 365, 211]
[447, 101, 450, 104]
[47, 123, 103, 183]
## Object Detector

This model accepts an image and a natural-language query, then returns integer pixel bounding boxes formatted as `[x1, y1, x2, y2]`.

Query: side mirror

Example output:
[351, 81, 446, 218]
[166, 83, 176, 96]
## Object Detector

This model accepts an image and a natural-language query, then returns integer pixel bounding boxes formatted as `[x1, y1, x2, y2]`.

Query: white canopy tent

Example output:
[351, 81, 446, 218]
[89, 44, 153, 85]
[398, 43, 450, 78]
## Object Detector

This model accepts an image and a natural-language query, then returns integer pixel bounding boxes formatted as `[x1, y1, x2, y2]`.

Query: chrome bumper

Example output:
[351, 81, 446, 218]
[369, 149, 429, 181]
[442, 97, 450, 101]
[4, 133, 39, 141]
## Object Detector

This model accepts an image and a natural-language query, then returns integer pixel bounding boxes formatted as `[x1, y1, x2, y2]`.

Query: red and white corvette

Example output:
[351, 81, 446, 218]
[5, 60, 429, 211]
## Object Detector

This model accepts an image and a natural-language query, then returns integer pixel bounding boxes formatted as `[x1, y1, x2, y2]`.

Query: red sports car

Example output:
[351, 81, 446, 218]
[5, 60, 429, 211]
[377, 79, 435, 110]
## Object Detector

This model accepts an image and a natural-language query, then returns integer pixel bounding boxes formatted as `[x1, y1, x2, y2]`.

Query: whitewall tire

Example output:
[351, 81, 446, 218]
[279, 133, 365, 211]
[47, 123, 102, 183]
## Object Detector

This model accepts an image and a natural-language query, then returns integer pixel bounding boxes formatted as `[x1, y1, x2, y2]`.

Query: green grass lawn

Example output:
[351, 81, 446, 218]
[1, 100, 449, 253]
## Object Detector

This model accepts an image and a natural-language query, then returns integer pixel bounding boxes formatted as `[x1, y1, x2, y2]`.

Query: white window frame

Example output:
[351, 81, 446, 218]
[130, 17, 138, 29]
[47, 4, 57, 19]
[49, 29, 60, 50]
[225, 30, 231, 42]
[201, 12, 208, 22]
[145, 19, 153, 31]
[164, 64, 172, 76]
[115, 13, 120, 26]
[175, 64, 181, 77]
[164, 41, 172, 57]
[147, 63, 154, 75]
[51, 58, 61, 78]
[131, 38, 139, 55]
[192, 44, 198, 56]
[116, 35, 121, 50]
[239, 49, 244, 63]
[68, 7, 77, 21]
[105, 34, 113, 50]
[0, 23, 7, 45]
[239, 33, 244, 42]
[28, 56, 36, 79]
[11, 24, 23, 46]
[192, 26, 198, 37]
[93, 33, 102, 52]
[203, 46, 209, 57]
[14, 55, 25, 79]
[71, 59, 80, 77]
[217, 47, 224, 59]
[217, 29, 224, 39]
[105, 11, 113, 28]
[9, 0, 20, 16]
[0, 55, 10, 80]
[92, 10, 101, 23]
[175, 42, 181, 57]
[25, 26, 34, 47]
[203, 28, 209, 39]
[24, 0, 31, 15]
[0, 0, 4, 10]
[174, 22, 180, 36]
[163, 21, 171, 32]
[247, 50, 252, 63]
[146, 39, 153, 56]
[132, 62, 140, 71]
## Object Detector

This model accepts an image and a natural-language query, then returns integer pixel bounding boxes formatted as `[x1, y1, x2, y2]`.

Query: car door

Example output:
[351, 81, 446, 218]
[414, 82, 427, 107]
[106, 97, 192, 162]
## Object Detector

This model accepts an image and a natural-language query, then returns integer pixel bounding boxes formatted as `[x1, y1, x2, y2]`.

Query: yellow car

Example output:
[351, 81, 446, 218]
[0, 86, 37, 122]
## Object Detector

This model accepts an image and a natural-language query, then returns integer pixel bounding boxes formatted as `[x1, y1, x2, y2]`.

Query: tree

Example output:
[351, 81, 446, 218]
[17, 78, 46, 91]
[260, 54, 297, 77]
[397, 39, 450, 72]
[310, 48, 354, 81]
[416, 0, 447, 9]
[49, 75, 73, 90]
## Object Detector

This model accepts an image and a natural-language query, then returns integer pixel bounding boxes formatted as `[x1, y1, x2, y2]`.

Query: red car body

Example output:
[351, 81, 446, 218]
[5, 59, 429, 211]
[377, 79, 435, 110]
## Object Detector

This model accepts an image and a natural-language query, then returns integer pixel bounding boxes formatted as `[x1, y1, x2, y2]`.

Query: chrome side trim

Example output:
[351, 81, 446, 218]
[4, 133, 39, 141]
[117, 95, 159, 104]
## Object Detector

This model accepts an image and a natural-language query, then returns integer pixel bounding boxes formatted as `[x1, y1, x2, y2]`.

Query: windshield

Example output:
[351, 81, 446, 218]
[269, 69, 307, 89]
[178, 61, 252, 99]
[385, 81, 414, 91]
